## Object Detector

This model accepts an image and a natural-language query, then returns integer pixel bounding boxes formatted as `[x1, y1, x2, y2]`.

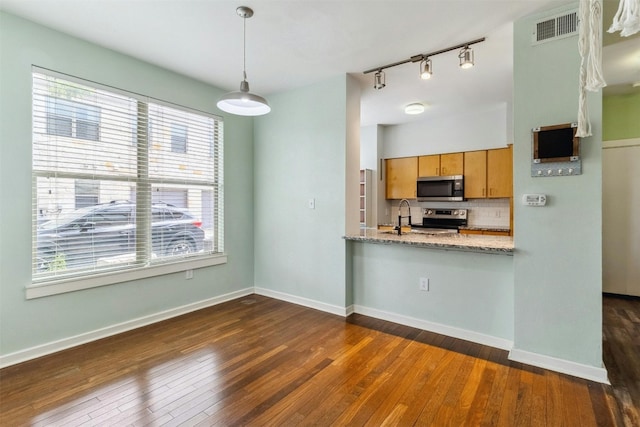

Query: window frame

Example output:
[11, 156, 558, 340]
[28, 67, 226, 299]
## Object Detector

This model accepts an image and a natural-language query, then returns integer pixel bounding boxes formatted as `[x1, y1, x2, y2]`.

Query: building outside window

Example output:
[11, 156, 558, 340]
[31, 68, 224, 286]
[170, 123, 187, 153]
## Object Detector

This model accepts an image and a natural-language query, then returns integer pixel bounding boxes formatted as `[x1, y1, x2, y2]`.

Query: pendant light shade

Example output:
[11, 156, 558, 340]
[217, 6, 270, 116]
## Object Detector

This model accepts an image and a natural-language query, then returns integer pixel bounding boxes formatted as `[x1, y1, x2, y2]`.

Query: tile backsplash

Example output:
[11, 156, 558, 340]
[388, 198, 510, 229]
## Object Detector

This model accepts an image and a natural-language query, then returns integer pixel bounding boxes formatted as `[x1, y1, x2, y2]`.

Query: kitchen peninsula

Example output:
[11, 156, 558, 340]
[344, 228, 513, 255]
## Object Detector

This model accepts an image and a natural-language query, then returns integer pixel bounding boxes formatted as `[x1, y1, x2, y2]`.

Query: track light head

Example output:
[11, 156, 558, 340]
[459, 46, 474, 69]
[420, 58, 432, 80]
[374, 70, 386, 90]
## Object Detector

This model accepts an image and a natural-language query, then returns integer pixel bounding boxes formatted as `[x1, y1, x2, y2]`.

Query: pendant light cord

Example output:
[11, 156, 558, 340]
[243, 15, 247, 81]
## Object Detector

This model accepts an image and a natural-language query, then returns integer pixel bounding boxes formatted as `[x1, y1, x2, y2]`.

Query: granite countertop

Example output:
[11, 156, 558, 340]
[458, 226, 511, 232]
[344, 229, 514, 255]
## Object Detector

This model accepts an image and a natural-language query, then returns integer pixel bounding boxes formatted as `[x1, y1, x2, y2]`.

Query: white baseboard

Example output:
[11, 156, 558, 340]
[353, 305, 514, 351]
[2, 287, 611, 385]
[509, 348, 610, 384]
[0, 287, 254, 369]
[254, 287, 350, 317]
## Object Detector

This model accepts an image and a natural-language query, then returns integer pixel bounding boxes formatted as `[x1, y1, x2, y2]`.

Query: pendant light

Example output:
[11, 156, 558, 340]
[217, 6, 270, 116]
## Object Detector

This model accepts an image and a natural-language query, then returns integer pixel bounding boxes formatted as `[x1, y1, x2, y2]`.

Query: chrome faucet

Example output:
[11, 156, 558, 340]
[397, 198, 412, 235]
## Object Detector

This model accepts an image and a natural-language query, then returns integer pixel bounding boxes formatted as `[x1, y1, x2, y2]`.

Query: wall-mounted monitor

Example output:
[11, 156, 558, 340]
[532, 122, 579, 163]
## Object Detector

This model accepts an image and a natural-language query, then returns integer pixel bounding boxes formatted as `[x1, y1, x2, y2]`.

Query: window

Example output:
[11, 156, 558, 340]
[32, 69, 224, 289]
[46, 96, 100, 141]
[75, 179, 99, 208]
[170, 123, 187, 153]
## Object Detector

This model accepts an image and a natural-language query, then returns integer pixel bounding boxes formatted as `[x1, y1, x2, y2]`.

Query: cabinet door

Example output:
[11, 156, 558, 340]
[418, 155, 440, 177]
[385, 157, 418, 199]
[463, 150, 487, 198]
[440, 153, 463, 176]
[487, 147, 513, 198]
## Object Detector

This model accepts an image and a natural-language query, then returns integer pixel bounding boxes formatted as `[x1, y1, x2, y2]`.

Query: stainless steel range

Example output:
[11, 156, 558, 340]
[412, 208, 467, 234]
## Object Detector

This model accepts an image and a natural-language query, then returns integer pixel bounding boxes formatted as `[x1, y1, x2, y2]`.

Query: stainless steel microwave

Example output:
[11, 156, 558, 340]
[416, 175, 464, 202]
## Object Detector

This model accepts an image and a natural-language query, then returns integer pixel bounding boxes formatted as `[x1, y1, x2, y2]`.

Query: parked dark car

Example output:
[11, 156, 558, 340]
[36, 201, 205, 272]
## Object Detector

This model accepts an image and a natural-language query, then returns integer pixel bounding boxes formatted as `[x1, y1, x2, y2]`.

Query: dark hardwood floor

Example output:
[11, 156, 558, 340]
[0, 293, 637, 426]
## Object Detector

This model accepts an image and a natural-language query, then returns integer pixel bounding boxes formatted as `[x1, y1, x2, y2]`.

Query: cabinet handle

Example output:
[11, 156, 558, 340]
[489, 188, 493, 196]
[482, 188, 485, 196]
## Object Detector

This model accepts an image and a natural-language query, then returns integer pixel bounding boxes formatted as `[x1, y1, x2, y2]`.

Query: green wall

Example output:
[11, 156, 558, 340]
[0, 12, 255, 360]
[603, 92, 640, 140]
[512, 2, 603, 368]
[253, 75, 356, 310]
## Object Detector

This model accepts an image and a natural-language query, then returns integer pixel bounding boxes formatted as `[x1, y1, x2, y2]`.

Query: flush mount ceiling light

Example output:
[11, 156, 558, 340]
[217, 6, 270, 116]
[373, 70, 386, 89]
[404, 103, 425, 115]
[458, 46, 474, 69]
[363, 37, 484, 89]
[420, 58, 432, 80]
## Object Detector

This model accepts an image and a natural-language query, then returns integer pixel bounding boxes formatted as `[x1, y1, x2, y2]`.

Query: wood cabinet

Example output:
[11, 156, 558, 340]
[487, 147, 513, 198]
[440, 153, 464, 176]
[418, 155, 440, 177]
[418, 153, 463, 177]
[463, 150, 487, 198]
[464, 147, 512, 199]
[385, 157, 417, 199]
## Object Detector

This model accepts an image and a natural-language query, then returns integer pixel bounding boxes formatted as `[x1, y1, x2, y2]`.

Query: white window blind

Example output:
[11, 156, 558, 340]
[32, 69, 224, 284]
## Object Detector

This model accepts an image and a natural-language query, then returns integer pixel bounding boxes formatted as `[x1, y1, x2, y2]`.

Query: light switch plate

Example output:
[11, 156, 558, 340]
[308, 198, 315, 209]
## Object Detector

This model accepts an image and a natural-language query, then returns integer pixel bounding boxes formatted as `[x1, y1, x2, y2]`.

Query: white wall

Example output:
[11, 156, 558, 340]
[603, 139, 640, 296]
[0, 12, 255, 361]
[512, 2, 604, 370]
[383, 103, 509, 158]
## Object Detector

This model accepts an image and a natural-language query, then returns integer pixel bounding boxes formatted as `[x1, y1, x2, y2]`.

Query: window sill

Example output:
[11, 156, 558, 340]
[26, 254, 228, 299]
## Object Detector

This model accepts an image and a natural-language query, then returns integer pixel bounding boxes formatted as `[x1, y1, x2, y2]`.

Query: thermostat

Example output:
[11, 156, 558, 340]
[522, 194, 547, 206]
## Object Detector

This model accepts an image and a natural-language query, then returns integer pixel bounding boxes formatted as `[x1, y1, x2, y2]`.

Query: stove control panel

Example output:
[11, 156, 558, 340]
[423, 208, 467, 219]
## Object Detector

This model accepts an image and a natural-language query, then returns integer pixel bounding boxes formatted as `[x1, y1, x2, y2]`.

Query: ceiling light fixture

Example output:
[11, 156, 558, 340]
[404, 103, 425, 115]
[374, 70, 386, 89]
[420, 58, 432, 80]
[458, 46, 474, 69]
[363, 37, 485, 89]
[217, 6, 270, 116]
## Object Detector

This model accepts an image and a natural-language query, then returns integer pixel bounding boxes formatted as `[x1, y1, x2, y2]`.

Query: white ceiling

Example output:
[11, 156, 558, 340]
[1, 0, 637, 126]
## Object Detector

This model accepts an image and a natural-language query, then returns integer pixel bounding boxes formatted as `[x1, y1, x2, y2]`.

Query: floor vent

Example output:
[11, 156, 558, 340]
[532, 10, 578, 45]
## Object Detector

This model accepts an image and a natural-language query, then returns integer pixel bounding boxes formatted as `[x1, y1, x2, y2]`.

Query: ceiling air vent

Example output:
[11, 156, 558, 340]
[532, 10, 578, 45]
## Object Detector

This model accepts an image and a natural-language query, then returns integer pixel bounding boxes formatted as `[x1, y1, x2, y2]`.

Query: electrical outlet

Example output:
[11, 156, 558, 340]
[185, 269, 193, 280]
[419, 277, 429, 291]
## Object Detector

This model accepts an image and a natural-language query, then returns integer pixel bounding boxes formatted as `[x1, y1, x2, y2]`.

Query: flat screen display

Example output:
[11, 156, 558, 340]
[533, 123, 579, 163]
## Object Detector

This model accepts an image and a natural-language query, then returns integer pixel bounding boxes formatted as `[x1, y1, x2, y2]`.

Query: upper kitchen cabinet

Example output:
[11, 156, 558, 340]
[385, 157, 418, 199]
[487, 147, 513, 198]
[418, 155, 440, 177]
[463, 150, 488, 198]
[418, 152, 463, 177]
[464, 146, 512, 199]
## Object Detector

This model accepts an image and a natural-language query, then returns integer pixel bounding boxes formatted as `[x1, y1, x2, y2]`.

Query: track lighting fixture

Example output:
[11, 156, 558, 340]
[363, 37, 485, 89]
[458, 46, 474, 69]
[217, 6, 270, 116]
[420, 58, 432, 80]
[373, 70, 386, 90]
